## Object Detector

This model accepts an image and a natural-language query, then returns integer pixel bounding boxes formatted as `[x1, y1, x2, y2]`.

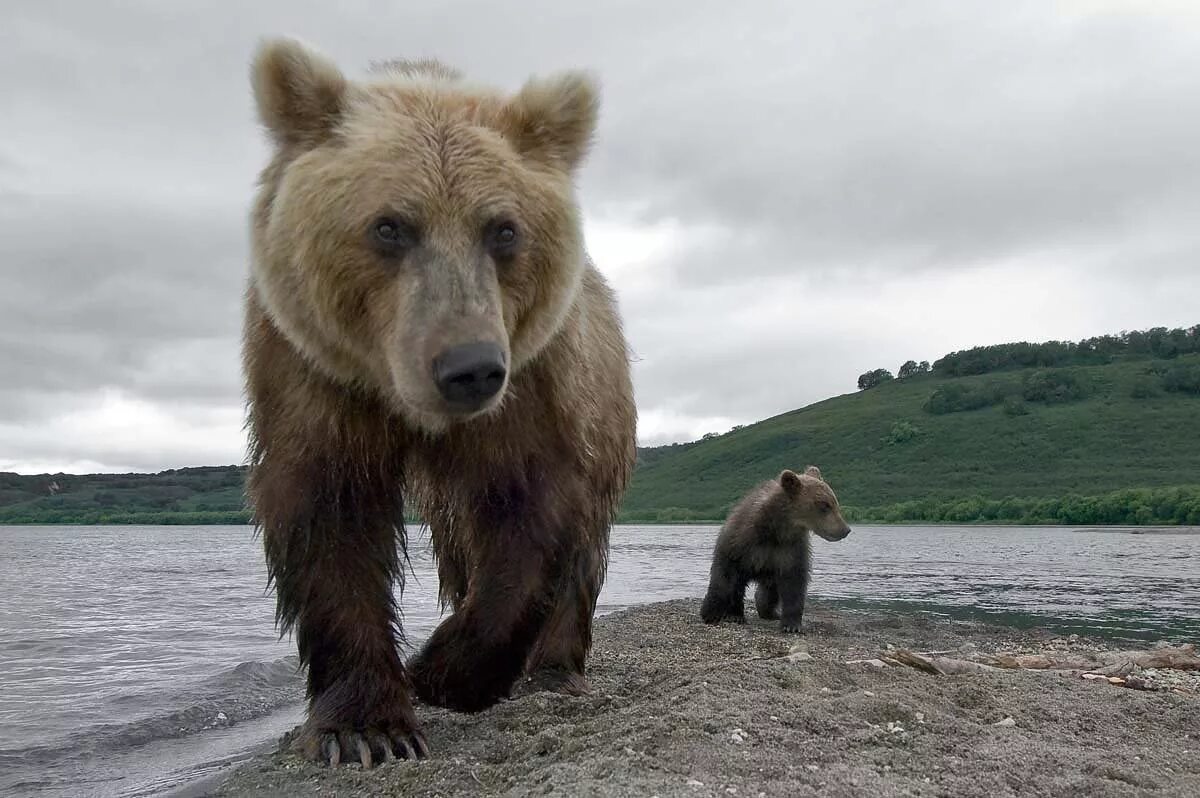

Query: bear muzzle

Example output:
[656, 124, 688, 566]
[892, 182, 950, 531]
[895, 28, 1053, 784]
[431, 341, 508, 413]
[815, 525, 852, 542]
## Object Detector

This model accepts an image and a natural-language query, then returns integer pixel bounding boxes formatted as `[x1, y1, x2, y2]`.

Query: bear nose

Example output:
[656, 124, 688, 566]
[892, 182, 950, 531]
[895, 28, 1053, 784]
[432, 341, 507, 410]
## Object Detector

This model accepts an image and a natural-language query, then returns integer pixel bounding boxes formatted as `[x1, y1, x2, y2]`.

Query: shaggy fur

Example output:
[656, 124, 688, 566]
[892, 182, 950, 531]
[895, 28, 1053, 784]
[700, 467, 851, 634]
[243, 37, 635, 767]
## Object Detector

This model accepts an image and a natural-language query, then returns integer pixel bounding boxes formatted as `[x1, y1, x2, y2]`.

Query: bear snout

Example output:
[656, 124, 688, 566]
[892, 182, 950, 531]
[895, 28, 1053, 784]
[816, 525, 852, 542]
[432, 341, 508, 411]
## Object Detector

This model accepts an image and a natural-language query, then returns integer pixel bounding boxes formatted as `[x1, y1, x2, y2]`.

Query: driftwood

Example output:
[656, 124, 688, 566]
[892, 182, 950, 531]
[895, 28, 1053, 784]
[985, 644, 1200, 676]
[851, 644, 1200, 683]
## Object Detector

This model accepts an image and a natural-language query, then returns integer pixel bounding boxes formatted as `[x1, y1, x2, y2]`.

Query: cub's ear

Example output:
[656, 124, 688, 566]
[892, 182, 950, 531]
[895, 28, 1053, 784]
[502, 71, 599, 173]
[251, 37, 347, 147]
[804, 465, 822, 480]
[780, 470, 802, 492]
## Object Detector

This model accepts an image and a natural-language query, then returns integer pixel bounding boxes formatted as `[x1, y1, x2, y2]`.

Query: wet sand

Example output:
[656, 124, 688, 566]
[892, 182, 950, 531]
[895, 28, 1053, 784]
[211, 599, 1199, 797]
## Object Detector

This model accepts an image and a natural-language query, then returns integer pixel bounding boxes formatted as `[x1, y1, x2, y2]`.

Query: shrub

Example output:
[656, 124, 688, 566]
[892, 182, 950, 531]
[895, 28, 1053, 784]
[884, 420, 922, 445]
[1163, 364, 1200, 395]
[1022, 369, 1090, 404]
[1002, 396, 1029, 416]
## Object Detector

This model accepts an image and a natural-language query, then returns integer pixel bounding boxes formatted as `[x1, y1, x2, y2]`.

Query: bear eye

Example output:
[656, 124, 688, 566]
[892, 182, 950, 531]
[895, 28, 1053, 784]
[370, 216, 418, 255]
[817, 501, 832, 513]
[486, 220, 521, 259]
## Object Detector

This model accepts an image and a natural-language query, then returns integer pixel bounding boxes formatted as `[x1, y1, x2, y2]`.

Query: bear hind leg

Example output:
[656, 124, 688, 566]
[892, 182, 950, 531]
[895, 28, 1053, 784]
[701, 559, 748, 625]
[519, 541, 606, 696]
[408, 480, 579, 712]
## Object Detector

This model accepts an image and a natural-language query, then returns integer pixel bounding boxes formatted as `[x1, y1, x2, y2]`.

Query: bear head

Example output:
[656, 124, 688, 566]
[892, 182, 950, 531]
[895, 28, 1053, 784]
[248, 37, 598, 431]
[779, 465, 852, 541]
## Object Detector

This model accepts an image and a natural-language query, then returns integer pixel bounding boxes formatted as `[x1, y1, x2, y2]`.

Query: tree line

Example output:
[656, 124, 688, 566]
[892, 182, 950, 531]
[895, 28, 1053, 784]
[932, 325, 1200, 378]
[857, 323, 1199, 389]
[845, 485, 1200, 526]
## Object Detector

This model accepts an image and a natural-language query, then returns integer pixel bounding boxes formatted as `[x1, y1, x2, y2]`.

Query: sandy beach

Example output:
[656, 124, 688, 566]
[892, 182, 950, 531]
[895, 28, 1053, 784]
[211, 599, 1199, 797]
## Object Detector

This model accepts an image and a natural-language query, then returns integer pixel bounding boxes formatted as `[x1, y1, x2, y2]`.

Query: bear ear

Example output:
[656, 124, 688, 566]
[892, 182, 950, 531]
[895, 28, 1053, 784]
[501, 71, 599, 173]
[780, 470, 802, 492]
[251, 37, 347, 147]
[804, 465, 822, 480]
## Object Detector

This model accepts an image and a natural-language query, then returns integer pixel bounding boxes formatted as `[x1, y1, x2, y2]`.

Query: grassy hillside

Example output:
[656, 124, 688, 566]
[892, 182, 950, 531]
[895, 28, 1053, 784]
[0, 466, 251, 525]
[3, 328, 1199, 526]
[620, 353, 1200, 523]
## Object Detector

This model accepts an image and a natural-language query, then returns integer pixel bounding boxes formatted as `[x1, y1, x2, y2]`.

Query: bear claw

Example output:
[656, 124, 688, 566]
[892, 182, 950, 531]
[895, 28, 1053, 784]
[314, 728, 428, 767]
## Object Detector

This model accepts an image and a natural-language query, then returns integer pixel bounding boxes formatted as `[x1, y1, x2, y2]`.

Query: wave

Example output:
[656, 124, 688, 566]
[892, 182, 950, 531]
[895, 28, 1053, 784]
[0, 656, 304, 775]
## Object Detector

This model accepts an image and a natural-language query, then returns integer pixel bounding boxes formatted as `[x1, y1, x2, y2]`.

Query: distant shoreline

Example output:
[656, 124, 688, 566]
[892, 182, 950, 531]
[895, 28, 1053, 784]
[3, 518, 1199, 530]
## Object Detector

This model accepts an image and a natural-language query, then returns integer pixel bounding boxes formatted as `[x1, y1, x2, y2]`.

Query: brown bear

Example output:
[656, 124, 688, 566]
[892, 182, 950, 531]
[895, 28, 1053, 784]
[700, 466, 850, 633]
[242, 37, 636, 767]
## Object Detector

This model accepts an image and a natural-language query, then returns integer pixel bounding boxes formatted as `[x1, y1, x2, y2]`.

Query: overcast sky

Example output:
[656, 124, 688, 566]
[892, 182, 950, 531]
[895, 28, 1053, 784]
[2, 0, 1199, 474]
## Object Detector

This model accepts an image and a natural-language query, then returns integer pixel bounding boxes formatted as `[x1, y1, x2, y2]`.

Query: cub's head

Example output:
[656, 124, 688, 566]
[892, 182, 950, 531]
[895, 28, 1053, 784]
[779, 466, 852, 541]
[248, 37, 598, 430]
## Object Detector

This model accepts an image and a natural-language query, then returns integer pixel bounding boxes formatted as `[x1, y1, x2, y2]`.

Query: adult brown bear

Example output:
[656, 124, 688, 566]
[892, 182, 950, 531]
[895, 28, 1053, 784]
[243, 37, 636, 766]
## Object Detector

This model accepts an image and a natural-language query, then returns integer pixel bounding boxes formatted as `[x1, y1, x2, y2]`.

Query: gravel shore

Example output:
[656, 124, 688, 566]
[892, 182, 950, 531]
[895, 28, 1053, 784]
[211, 599, 1199, 797]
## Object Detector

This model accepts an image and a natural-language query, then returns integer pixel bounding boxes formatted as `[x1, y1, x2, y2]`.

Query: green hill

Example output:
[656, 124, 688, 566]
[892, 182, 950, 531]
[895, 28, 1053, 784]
[0, 466, 251, 525]
[2, 325, 1198, 526]
[620, 354, 1200, 524]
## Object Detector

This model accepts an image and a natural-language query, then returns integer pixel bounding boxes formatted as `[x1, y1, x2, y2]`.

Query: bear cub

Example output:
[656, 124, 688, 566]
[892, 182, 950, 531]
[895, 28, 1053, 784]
[700, 466, 851, 633]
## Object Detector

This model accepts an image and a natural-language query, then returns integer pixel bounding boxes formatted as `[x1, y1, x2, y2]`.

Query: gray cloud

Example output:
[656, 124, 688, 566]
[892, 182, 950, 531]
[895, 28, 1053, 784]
[2, 0, 1199, 471]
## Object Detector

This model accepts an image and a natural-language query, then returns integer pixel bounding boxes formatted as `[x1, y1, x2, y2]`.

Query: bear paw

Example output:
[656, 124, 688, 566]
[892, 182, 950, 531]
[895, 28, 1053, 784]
[294, 675, 429, 766]
[513, 667, 593, 698]
[779, 620, 803, 634]
[409, 639, 520, 712]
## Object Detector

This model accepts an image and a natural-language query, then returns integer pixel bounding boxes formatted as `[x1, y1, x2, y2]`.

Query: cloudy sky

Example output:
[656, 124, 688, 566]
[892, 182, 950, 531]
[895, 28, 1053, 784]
[2, 0, 1199, 473]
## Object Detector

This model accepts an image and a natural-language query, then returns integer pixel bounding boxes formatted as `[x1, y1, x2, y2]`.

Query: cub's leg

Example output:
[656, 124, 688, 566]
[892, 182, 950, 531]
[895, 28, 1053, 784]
[754, 579, 780, 621]
[776, 565, 811, 634]
[701, 556, 748, 624]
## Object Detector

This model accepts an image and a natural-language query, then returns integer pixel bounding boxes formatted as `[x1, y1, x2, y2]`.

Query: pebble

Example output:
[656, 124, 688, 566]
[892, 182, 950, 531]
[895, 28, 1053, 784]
[993, 717, 1017, 727]
[788, 651, 815, 663]
[687, 779, 704, 788]
[915, 712, 926, 724]
[769, 715, 779, 721]
[863, 691, 875, 697]
[806, 764, 820, 772]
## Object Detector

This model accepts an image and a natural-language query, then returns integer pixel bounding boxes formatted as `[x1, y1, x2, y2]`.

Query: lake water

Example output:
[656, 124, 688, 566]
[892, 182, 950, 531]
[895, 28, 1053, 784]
[0, 523, 1196, 797]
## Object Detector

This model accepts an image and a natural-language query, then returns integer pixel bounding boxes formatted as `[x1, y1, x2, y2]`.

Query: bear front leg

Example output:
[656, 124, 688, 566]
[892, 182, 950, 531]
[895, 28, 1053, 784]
[776, 566, 811, 634]
[754, 580, 780, 620]
[700, 558, 748, 624]
[256, 462, 428, 766]
[245, 298, 425, 765]
[251, 444, 426, 766]
[408, 503, 568, 712]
